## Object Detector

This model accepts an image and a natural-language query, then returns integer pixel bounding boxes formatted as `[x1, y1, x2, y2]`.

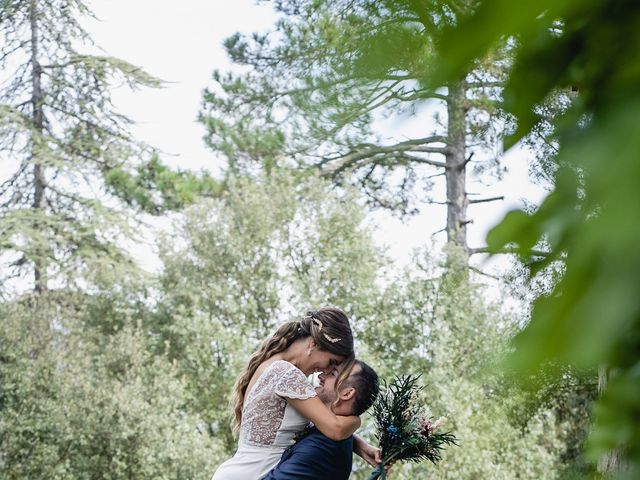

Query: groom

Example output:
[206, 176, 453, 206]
[262, 359, 380, 480]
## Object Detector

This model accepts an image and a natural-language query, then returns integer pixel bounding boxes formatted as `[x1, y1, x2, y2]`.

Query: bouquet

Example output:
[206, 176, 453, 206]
[366, 375, 458, 479]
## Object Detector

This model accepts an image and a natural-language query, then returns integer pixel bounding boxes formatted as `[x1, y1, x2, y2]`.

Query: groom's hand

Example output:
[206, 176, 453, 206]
[354, 435, 382, 467]
[360, 445, 382, 467]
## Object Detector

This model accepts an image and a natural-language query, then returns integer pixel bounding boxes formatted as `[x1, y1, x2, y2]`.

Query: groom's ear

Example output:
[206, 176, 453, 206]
[339, 387, 356, 402]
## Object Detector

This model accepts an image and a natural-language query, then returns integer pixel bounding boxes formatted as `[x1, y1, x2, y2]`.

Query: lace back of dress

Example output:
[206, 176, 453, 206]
[239, 360, 316, 446]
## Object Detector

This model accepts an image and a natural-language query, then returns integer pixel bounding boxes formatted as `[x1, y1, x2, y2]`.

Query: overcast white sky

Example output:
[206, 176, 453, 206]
[85, 0, 547, 273]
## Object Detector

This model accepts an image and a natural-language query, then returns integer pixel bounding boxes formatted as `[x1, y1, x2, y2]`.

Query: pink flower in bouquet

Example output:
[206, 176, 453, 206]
[418, 416, 447, 438]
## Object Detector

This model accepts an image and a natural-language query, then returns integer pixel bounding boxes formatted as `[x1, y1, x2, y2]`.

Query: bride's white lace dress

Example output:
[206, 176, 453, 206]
[211, 360, 316, 480]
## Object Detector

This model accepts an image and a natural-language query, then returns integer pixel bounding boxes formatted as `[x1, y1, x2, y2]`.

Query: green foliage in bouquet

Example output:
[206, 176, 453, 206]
[367, 375, 458, 479]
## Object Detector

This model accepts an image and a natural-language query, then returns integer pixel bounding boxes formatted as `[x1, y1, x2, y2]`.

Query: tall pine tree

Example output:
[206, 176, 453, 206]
[199, 0, 509, 262]
[0, 0, 216, 294]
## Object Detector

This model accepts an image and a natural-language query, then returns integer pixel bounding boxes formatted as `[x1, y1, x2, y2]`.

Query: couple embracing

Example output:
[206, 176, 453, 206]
[212, 307, 381, 480]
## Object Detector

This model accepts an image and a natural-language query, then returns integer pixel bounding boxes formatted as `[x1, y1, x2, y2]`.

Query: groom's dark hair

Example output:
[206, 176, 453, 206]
[344, 360, 379, 416]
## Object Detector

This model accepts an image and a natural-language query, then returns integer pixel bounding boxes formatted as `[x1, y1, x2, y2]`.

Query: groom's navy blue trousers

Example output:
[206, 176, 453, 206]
[262, 428, 353, 480]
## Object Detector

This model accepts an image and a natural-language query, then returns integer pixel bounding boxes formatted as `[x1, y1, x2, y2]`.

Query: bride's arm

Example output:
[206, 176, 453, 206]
[287, 396, 360, 441]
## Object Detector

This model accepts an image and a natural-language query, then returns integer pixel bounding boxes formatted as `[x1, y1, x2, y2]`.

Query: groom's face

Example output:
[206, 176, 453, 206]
[316, 363, 361, 411]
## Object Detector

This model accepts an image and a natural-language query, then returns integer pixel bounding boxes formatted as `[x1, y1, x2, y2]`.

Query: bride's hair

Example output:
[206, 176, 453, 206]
[231, 307, 355, 431]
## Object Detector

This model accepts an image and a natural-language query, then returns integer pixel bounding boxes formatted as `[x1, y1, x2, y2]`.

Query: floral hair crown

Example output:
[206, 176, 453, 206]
[305, 313, 341, 343]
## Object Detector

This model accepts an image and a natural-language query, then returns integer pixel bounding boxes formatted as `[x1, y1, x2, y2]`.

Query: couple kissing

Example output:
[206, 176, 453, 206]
[212, 307, 381, 480]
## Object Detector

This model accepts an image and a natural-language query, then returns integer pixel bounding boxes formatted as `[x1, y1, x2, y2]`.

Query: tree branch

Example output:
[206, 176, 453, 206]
[463, 151, 475, 167]
[469, 195, 504, 204]
[465, 81, 504, 88]
[469, 265, 500, 280]
[319, 136, 448, 175]
[427, 172, 446, 179]
[469, 246, 551, 257]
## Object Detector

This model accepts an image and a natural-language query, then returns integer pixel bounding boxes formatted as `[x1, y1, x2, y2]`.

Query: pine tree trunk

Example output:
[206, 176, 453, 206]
[30, 0, 47, 294]
[445, 79, 469, 263]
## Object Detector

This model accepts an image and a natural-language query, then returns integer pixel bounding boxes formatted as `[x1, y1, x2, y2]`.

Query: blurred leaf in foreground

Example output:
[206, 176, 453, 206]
[433, 0, 640, 476]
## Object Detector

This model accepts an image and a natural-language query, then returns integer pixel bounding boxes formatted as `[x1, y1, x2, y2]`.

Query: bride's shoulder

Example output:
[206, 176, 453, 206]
[267, 359, 299, 374]
[252, 359, 298, 379]
[259, 360, 307, 383]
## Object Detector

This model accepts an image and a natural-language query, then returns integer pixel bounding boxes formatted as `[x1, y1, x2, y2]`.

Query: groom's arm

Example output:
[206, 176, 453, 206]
[263, 432, 353, 480]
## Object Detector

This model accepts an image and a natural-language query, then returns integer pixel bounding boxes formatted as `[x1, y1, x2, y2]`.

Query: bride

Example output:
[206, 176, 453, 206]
[212, 307, 378, 479]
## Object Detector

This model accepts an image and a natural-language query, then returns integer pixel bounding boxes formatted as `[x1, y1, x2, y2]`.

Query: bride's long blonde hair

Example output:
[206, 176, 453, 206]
[231, 307, 355, 431]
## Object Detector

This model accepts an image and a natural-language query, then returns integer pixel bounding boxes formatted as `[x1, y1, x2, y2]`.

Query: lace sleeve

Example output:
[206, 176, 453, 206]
[273, 361, 317, 400]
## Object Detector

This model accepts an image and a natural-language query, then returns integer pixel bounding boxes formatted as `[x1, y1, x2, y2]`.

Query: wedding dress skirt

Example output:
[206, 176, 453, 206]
[212, 441, 287, 480]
